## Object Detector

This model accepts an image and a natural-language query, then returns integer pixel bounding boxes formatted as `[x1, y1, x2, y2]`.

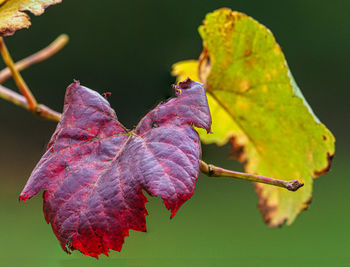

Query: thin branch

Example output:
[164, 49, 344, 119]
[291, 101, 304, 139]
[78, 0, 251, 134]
[0, 34, 69, 84]
[199, 160, 304, 191]
[0, 37, 37, 111]
[0, 84, 61, 122]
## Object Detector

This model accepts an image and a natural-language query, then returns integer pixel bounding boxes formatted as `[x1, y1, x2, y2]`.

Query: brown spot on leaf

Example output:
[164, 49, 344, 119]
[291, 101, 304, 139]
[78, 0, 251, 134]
[0, 25, 26, 37]
[198, 46, 211, 84]
[313, 152, 334, 177]
[302, 197, 313, 211]
[322, 135, 327, 140]
[229, 136, 245, 162]
[244, 37, 253, 58]
[255, 184, 285, 227]
[244, 48, 252, 57]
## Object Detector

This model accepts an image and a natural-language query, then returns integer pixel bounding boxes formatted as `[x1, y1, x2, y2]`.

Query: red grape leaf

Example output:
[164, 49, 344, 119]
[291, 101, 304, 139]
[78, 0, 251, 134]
[19, 79, 211, 258]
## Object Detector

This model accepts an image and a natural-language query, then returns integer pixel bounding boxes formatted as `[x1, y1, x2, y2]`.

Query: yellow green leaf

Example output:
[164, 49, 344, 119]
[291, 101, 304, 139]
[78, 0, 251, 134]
[0, 0, 61, 36]
[172, 8, 335, 227]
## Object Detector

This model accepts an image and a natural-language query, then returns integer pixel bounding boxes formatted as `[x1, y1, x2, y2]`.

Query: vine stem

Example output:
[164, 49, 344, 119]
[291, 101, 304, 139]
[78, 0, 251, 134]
[0, 37, 37, 111]
[199, 160, 304, 191]
[0, 34, 69, 84]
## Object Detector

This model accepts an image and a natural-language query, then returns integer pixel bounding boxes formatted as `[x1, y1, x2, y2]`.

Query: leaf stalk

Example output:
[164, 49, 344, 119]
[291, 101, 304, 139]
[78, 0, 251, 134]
[199, 160, 304, 191]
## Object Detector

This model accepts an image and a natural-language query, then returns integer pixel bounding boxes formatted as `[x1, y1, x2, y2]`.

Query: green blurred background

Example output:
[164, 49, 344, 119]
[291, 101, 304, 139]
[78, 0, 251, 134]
[0, 0, 349, 266]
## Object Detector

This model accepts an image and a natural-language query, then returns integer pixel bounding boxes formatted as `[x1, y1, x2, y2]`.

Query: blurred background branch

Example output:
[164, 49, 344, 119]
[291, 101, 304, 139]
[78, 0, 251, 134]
[0, 34, 67, 121]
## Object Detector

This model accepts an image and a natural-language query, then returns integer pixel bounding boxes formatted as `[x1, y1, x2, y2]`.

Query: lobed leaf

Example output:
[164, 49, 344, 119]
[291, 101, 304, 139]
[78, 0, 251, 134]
[20, 79, 211, 257]
[0, 0, 61, 36]
[172, 8, 335, 227]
